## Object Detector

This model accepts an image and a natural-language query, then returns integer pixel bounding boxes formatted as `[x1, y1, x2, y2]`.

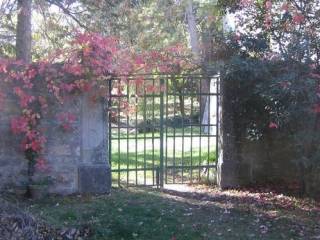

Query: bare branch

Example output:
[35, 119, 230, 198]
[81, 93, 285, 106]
[44, 0, 88, 30]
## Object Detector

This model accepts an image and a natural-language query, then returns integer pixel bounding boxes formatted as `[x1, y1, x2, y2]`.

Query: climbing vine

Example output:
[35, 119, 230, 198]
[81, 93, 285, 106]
[0, 32, 193, 191]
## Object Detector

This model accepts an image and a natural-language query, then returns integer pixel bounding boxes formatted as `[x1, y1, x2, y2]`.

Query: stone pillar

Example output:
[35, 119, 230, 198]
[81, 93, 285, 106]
[78, 95, 111, 194]
[0, 88, 111, 195]
[216, 76, 252, 189]
[216, 12, 250, 189]
[217, 77, 237, 188]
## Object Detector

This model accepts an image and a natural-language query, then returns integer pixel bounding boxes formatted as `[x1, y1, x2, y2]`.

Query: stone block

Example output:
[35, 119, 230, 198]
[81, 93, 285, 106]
[78, 165, 111, 194]
[49, 145, 72, 156]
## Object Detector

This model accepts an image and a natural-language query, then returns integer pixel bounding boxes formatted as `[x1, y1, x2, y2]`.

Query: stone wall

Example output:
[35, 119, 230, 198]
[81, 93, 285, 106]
[217, 77, 320, 199]
[0, 84, 111, 195]
[0, 87, 27, 191]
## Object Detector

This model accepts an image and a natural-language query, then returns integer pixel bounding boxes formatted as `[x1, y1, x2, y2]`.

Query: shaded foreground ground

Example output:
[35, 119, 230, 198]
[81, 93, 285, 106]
[2, 185, 320, 240]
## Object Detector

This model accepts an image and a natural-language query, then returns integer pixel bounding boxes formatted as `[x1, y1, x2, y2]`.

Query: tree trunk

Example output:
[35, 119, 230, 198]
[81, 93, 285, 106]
[16, 0, 32, 63]
[178, 94, 185, 117]
[185, 0, 211, 123]
[186, 0, 201, 62]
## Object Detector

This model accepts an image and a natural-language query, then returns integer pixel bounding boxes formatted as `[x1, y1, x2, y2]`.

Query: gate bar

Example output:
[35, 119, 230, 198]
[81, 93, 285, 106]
[159, 78, 165, 187]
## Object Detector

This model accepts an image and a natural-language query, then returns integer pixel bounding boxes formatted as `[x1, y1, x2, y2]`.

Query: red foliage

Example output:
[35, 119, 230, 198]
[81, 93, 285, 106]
[265, 1, 272, 10]
[0, 32, 192, 171]
[279, 81, 291, 89]
[269, 122, 278, 129]
[11, 116, 29, 134]
[0, 59, 8, 73]
[35, 157, 49, 172]
[63, 63, 83, 76]
[281, 3, 289, 12]
[13, 87, 36, 108]
[60, 83, 76, 93]
[310, 73, 320, 79]
[56, 112, 77, 131]
[240, 0, 253, 7]
[145, 84, 157, 93]
[312, 104, 320, 114]
[264, 14, 272, 29]
[38, 96, 48, 110]
[292, 13, 305, 25]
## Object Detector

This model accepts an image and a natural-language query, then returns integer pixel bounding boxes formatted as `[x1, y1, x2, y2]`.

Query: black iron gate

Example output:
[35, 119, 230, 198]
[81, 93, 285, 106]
[108, 74, 219, 187]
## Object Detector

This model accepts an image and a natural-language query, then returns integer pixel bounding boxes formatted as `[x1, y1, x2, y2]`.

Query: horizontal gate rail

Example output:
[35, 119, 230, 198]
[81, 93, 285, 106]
[110, 135, 218, 141]
[109, 93, 220, 98]
[111, 165, 217, 172]
[110, 124, 218, 128]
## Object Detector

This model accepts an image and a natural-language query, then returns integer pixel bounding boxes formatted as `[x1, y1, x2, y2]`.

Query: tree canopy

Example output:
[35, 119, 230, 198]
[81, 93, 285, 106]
[0, 0, 224, 65]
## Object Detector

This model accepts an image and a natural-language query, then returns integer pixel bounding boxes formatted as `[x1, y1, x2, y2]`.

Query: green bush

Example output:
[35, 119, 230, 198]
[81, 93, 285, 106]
[223, 55, 320, 195]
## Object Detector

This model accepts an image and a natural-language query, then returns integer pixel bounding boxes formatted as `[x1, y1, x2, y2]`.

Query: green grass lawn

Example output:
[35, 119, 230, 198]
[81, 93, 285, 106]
[24, 186, 320, 240]
[111, 127, 217, 185]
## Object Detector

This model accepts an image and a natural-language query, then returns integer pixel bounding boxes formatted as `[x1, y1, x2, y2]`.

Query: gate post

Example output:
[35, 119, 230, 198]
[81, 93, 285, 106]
[78, 95, 111, 194]
[217, 76, 243, 188]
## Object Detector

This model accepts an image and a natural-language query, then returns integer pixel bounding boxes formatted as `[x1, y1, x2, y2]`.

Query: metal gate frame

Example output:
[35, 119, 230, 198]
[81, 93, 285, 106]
[108, 74, 219, 187]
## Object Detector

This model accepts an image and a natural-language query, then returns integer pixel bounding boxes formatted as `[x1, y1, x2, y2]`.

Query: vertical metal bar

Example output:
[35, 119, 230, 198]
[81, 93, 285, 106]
[173, 76, 176, 183]
[117, 79, 121, 186]
[108, 79, 113, 185]
[215, 76, 220, 171]
[152, 77, 155, 185]
[190, 78, 194, 183]
[143, 79, 147, 185]
[135, 81, 138, 185]
[207, 77, 211, 182]
[126, 79, 130, 186]
[181, 76, 185, 183]
[159, 78, 165, 187]
[156, 167, 160, 188]
[165, 76, 168, 184]
[199, 76, 202, 181]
